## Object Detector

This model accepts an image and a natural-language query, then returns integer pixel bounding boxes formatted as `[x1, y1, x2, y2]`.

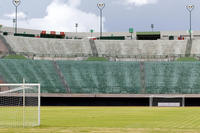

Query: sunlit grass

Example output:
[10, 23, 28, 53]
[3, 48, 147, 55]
[1, 107, 200, 133]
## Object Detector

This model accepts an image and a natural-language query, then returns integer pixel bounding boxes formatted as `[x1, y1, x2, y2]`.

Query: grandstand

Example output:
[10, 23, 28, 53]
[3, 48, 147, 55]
[2, 27, 200, 61]
[1, 27, 200, 106]
[4, 36, 92, 58]
[0, 59, 200, 106]
[0, 34, 196, 61]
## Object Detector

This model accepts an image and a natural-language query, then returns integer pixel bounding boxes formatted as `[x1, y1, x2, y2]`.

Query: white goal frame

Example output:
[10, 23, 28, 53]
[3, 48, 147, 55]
[0, 83, 40, 127]
[149, 95, 185, 107]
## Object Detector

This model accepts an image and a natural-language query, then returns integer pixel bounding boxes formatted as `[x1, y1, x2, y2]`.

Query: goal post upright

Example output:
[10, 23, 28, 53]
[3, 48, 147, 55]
[23, 78, 25, 128]
[38, 84, 41, 126]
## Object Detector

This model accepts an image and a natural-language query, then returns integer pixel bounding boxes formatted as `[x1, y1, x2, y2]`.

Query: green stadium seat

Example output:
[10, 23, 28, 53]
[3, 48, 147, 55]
[0, 59, 66, 93]
[1, 59, 200, 94]
[145, 62, 200, 94]
[56, 61, 142, 94]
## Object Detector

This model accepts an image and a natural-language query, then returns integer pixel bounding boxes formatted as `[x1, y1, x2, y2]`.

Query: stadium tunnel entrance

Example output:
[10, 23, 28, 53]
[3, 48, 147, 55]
[41, 97, 200, 106]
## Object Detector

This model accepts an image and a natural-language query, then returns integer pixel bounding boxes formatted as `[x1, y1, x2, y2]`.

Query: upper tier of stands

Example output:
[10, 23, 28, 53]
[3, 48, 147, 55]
[0, 59, 200, 94]
[4, 36, 92, 57]
[95, 40, 187, 57]
[3, 36, 189, 58]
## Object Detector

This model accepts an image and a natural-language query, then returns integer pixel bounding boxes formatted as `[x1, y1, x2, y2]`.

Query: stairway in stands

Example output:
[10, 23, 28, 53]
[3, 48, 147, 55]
[0, 35, 14, 58]
[89, 39, 98, 57]
[140, 62, 146, 94]
[185, 39, 192, 57]
[53, 60, 71, 93]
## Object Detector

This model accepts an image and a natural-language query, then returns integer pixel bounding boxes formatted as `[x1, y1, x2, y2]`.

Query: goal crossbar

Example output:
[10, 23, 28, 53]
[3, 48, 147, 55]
[0, 83, 40, 87]
[0, 87, 33, 95]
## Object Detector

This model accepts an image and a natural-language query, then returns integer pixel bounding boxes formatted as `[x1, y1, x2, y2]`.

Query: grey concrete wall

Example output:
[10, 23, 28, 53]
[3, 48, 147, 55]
[1, 27, 132, 38]
[2, 26, 200, 40]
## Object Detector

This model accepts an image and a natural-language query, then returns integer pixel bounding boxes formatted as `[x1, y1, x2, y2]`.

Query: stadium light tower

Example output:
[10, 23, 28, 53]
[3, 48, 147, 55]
[151, 24, 154, 32]
[12, 0, 21, 34]
[75, 23, 78, 33]
[97, 2, 105, 38]
[186, 5, 194, 41]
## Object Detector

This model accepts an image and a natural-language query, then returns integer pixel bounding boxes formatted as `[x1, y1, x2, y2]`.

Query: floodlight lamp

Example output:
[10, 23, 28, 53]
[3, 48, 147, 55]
[13, 0, 21, 7]
[97, 2, 105, 10]
[186, 5, 194, 12]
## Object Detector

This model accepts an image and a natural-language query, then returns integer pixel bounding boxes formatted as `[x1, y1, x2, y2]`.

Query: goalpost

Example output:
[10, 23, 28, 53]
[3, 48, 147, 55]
[0, 83, 40, 127]
[149, 95, 185, 107]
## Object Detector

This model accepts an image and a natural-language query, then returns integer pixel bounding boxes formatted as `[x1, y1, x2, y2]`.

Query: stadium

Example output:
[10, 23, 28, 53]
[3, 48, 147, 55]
[1, 26, 200, 132]
[1, 0, 200, 132]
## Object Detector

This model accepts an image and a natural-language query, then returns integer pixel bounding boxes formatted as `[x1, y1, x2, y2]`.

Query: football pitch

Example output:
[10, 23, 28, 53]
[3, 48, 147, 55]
[1, 107, 200, 133]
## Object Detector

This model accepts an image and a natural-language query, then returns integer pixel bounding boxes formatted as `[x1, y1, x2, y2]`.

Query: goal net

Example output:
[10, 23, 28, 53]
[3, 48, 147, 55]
[0, 83, 40, 127]
[149, 95, 185, 107]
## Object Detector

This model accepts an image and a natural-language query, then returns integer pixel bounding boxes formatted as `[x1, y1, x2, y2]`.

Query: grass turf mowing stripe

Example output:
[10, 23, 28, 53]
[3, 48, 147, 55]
[1, 107, 200, 133]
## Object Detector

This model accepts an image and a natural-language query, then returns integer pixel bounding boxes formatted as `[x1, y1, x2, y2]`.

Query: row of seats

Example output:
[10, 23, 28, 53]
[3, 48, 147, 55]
[95, 40, 187, 57]
[0, 59, 65, 93]
[1, 59, 200, 94]
[57, 61, 141, 94]
[145, 62, 200, 94]
[4, 36, 92, 56]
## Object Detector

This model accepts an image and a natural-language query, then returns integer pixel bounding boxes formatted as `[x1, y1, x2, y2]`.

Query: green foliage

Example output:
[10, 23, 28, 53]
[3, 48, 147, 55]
[2, 107, 200, 133]
[87, 57, 108, 61]
[4, 55, 27, 60]
[177, 57, 198, 61]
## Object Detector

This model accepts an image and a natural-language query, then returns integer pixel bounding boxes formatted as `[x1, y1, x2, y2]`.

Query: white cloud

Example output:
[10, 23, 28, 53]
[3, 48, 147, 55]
[125, 0, 158, 6]
[0, 0, 103, 32]
[4, 12, 27, 19]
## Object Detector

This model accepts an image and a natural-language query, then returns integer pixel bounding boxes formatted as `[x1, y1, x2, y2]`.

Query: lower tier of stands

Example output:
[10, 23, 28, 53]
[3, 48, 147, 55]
[0, 59, 200, 94]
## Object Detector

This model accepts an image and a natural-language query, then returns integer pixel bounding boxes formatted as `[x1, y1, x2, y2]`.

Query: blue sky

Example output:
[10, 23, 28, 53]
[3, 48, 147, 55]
[0, 0, 199, 32]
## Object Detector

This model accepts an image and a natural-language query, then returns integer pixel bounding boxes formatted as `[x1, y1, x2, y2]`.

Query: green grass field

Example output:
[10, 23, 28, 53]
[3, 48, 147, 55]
[176, 57, 198, 61]
[1, 107, 200, 133]
[3, 54, 27, 60]
[87, 57, 108, 61]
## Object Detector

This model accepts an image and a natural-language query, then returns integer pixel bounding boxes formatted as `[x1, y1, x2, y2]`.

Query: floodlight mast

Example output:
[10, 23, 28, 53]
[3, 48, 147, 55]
[97, 2, 105, 39]
[75, 23, 78, 38]
[151, 24, 154, 32]
[186, 5, 194, 41]
[12, 0, 21, 34]
[75, 23, 78, 33]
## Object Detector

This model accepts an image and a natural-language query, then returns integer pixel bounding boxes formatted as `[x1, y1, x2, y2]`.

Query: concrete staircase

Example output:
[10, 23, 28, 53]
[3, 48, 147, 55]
[185, 39, 193, 57]
[89, 39, 98, 57]
[53, 61, 71, 93]
[140, 62, 146, 94]
[0, 35, 14, 57]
